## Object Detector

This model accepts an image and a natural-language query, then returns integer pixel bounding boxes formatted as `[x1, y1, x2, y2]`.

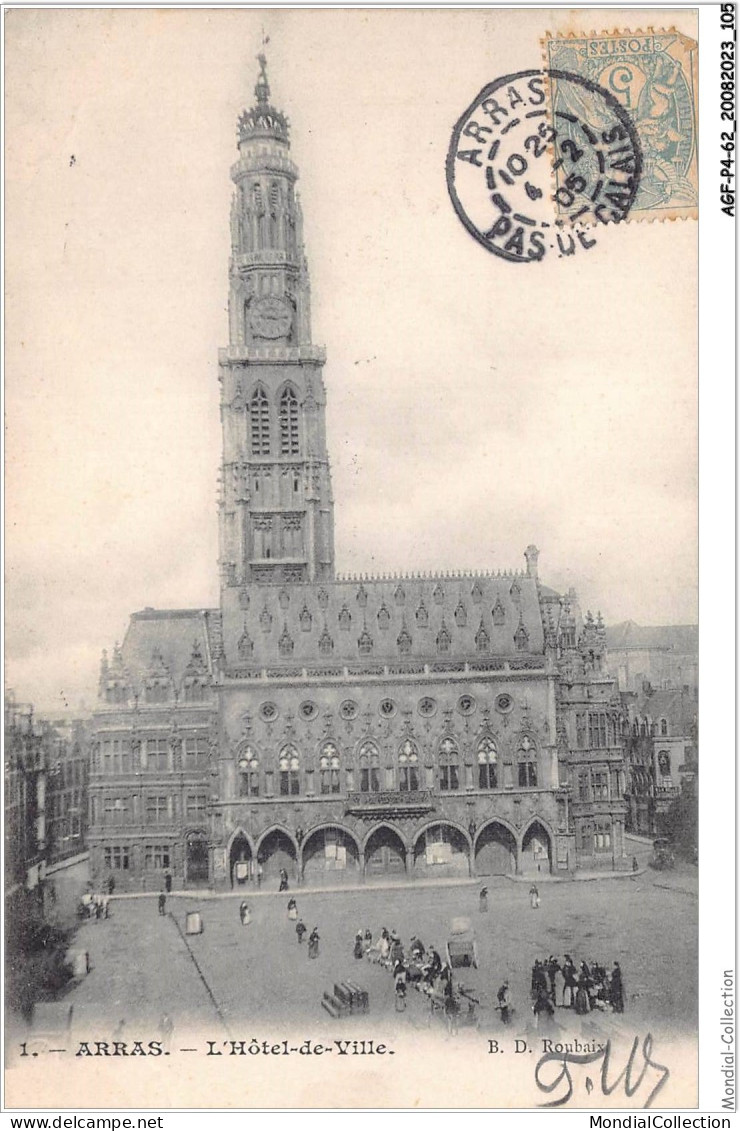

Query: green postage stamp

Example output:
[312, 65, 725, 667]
[544, 30, 698, 221]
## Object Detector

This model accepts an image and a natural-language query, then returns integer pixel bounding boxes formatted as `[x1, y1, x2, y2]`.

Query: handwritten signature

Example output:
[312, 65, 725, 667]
[534, 1034, 670, 1108]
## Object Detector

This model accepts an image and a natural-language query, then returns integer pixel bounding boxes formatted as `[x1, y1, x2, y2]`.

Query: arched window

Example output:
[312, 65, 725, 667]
[279, 744, 300, 796]
[279, 387, 299, 455]
[439, 737, 460, 792]
[238, 747, 260, 797]
[399, 739, 419, 793]
[517, 735, 538, 788]
[319, 742, 340, 795]
[359, 740, 380, 793]
[477, 736, 498, 790]
[250, 388, 270, 455]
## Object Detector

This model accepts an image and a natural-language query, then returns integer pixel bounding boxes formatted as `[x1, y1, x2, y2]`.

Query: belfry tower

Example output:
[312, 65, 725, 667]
[218, 56, 335, 592]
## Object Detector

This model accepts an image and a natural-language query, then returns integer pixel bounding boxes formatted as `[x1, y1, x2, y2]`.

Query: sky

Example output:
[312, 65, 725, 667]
[5, 8, 698, 714]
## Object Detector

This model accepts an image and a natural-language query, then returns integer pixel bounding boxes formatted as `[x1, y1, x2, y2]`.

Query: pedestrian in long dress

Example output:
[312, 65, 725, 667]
[497, 981, 512, 1025]
[443, 980, 459, 1035]
[287, 898, 298, 921]
[239, 901, 251, 926]
[529, 884, 540, 909]
[562, 955, 577, 1008]
[609, 962, 624, 1013]
[575, 972, 591, 1015]
[394, 962, 408, 1011]
[308, 927, 320, 959]
[546, 956, 560, 1004]
[531, 960, 548, 1002]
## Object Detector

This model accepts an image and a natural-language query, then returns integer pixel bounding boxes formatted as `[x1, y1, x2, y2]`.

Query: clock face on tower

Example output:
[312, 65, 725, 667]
[249, 296, 293, 340]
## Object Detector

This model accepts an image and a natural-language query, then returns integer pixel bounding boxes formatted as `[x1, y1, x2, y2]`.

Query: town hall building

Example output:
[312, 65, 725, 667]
[88, 59, 628, 892]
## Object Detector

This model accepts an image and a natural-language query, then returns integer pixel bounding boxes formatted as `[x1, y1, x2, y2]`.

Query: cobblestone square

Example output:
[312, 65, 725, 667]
[61, 863, 696, 1042]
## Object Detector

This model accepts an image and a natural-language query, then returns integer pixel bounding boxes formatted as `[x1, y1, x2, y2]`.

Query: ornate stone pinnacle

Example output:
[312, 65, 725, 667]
[237, 53, 290, 145]
[255, 53, 270, 103]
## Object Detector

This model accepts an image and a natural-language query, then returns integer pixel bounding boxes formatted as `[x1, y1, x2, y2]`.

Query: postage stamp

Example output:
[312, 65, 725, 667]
[446, 68, 642, 263]
[543, 31, 698, 221]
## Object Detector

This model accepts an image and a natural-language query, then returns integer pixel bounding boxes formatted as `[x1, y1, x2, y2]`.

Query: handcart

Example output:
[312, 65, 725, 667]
[445, 916, 478, 969]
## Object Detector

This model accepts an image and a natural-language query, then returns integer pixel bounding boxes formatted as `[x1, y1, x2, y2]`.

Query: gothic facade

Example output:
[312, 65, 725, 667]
[88, 59, 628, 892]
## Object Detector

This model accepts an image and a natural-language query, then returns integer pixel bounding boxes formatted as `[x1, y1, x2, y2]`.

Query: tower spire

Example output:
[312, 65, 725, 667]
[237, 54, 289, 146]
[255, 52, 270, 104]
[219, 56, 334, 598]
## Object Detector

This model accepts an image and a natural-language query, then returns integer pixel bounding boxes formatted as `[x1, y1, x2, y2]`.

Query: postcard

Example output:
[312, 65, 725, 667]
[3, 4, 730, 1115]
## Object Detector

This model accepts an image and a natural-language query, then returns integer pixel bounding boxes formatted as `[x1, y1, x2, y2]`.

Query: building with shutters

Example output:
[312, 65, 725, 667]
[88, 57, 629, 892]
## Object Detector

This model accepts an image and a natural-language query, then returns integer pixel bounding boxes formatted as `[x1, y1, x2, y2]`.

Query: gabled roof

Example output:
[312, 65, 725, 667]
[120, 608, 217, 691]
[221, 572, 547, 666]
[606, 621, 698, 653]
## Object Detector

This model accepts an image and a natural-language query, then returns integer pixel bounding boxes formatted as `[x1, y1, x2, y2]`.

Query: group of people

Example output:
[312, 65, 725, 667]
[293, 902, 319, 958]
[78, 889, 111, 921]
[237, 895, 319, 959]
[530, 955, 625, 1019]
[235, 895, 320, 958]
[234, 895, 319, 957]
[353, 926, 467, 1025]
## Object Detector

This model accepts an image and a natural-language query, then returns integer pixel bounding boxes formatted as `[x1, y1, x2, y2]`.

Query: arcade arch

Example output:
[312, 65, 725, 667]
[474, 820, 517, 875]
